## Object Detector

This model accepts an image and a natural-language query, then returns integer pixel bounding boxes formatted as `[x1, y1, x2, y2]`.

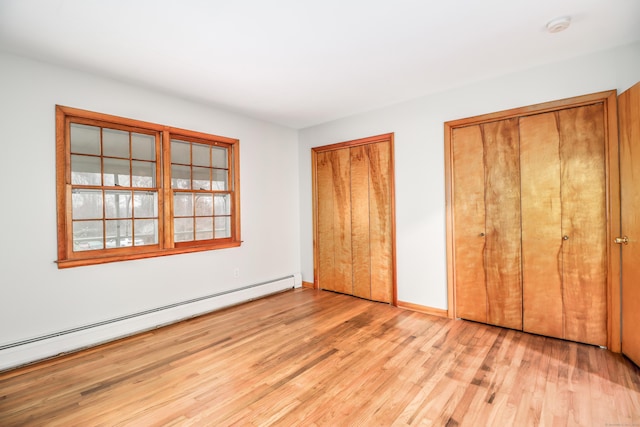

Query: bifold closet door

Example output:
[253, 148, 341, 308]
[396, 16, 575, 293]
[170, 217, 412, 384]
[520, 104, 608, 346]
[452, 118, 522, 330]
[315, 139, 393, 303]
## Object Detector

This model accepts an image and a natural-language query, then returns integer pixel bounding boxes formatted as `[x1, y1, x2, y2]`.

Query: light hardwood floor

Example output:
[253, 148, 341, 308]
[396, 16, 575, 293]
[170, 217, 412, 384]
[1, 288, 639, 426]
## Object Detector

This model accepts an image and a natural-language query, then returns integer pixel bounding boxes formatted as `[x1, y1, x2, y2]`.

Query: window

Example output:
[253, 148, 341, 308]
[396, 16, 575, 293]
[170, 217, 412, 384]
[56, 105, 241, 268]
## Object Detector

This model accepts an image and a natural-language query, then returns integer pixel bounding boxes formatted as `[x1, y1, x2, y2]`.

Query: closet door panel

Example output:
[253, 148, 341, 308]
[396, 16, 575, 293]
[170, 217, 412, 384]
[316, 152, 336, 292]
[482, 118, 522, 330]
[350, 146, 372, 299]
[452, 125, 487, 323]
[368, 141, 393, 303]
[559, 104, 607, 346]
[520, 113, 564, 339]
[318, 149, 354, 295]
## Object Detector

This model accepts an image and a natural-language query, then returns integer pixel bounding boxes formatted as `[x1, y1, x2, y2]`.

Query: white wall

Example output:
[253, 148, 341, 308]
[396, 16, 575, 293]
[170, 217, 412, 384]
[298, 42, 640, 311]
[0, 53, 301, 363]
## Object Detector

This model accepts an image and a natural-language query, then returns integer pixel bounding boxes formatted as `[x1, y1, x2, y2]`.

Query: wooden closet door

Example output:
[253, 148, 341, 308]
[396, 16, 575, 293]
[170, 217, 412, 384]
[316, 149, 353, 295]
[520, 105, 608, 346]
[452, 125, 487, 323]
[452, 119, 522, 329]
[558, 104, 607, 346]
[313, 134, 395, 304]
[619, 81, 640, 365]
[447, 91, 619, 348]
[367, 141, 393, 303]
[350, 146, 372, 299]
[520, 112, 564, 338]
[482, 119, 522, 330]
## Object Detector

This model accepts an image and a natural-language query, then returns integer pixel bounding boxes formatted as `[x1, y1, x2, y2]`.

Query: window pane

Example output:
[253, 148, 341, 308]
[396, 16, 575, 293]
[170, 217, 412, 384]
[134, 219, 158, 245]
[105, 190, 132, 219]
[72, 189, 103, 220]
[70, 124, 100, 155]
[134, 191, 158, 218]
[174, 192, 193, 217]
[196, 217, 213, 240]
[192, 167, 211, 190]
[73, 220, 104, 251]
[71, 155, 101, 185]
[195, 194, 213, 216]
[103, 128, 129, 158]
[174, 218, 194, 242]
[171, 140, 190, 164]
[131, 133, 155, 160]
[214, 194, 231, 216]
[215, 217, 231, 238]
[132, 161, 155, 187]
[171, 165, 191, 189]
[212, 169, 228, 190]
[192, 143, 210, 167]
[212, 146, 227, 168]
[106, 219, 133, 247]
[104, 158, 130, 187]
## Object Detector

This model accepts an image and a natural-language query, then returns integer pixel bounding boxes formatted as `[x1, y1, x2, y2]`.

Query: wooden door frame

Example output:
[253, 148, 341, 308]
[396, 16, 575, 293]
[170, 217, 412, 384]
[444, 91, 621, 352]
[311, 133, 398, 305]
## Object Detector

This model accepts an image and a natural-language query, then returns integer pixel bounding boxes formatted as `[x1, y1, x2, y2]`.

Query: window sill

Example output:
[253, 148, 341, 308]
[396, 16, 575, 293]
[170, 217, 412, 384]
[56, 241, 242, 268]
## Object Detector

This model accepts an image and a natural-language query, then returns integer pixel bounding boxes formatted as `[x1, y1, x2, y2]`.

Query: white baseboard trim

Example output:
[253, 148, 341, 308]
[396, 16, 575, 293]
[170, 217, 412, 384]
[0, 275, 297, 372]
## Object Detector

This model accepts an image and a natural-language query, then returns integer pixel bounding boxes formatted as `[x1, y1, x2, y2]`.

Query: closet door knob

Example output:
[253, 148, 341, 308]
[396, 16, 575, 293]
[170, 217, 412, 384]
[615, 236, 629, 245]
[479, 232, 485, 237]
[563, 235, 569, 241]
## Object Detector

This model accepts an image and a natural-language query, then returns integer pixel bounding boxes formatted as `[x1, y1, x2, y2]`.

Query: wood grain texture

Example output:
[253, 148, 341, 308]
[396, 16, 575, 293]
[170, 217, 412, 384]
[368, 141, 393, 303]
[452, 125, 487, 323]
[520, 112, 564, 339]
[331, 149, 354, 295]
[619, 81, 640, 366]
[604, 91, 621, 353]
[313, 135, 395, 304]
[481, 118, 522, 330]
[316, 151, 337, 293]
[446, 92, 620, 349]
[444, 90, 617, 129]
[1, 289, 639, 426]
[558, 104, 608, 347]
[350, 145, 372, 299]
[55, 107, 70, 262]
[56, 106, 241, 268]
[444, 123, 456, 319]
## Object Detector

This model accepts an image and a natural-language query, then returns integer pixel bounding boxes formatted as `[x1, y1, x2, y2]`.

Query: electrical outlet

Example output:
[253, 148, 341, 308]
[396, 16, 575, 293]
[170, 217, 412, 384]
[233, 268, 240, 278]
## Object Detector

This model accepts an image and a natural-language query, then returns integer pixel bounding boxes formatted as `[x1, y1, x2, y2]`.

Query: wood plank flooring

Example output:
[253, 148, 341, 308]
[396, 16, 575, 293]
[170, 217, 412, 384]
[1, 288, 639, 426]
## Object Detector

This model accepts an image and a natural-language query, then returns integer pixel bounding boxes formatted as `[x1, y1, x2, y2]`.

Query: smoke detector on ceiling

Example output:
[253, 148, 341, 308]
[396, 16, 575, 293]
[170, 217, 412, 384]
[546, 16, 571, 33]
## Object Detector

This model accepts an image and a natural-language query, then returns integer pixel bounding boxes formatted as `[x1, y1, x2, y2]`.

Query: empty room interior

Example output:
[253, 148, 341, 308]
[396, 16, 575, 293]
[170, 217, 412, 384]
[1, 0, 640, 425]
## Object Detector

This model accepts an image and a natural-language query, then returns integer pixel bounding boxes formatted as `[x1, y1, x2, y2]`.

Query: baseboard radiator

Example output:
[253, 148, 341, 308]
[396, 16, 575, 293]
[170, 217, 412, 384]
[0, 275, 299, 372]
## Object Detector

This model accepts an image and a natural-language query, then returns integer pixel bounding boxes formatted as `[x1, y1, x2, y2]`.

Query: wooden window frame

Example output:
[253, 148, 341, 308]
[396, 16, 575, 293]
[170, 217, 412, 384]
[56, 105, 241, 268]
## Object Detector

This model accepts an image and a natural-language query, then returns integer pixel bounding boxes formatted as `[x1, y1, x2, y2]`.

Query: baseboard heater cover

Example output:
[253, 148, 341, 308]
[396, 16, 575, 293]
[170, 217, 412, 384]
[0, 275, 297, 371]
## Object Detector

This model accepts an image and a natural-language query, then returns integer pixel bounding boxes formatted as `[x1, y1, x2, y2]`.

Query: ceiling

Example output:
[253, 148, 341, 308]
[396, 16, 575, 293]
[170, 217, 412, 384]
[1, 1, 639, 129]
